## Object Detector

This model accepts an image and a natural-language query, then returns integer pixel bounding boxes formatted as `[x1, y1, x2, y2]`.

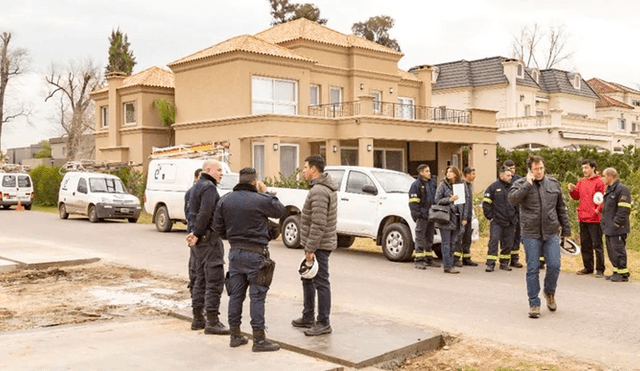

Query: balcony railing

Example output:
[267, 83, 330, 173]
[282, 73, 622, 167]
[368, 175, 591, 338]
[498, 116, 551, 130]
[308, 102, 471, 124]
[498, 114, 608, 132]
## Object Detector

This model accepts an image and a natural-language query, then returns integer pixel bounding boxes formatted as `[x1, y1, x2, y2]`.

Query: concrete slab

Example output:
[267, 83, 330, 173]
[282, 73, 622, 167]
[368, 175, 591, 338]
[174, 293, 442, 368]
[0, 258, 18, 273]
[0, 242, 99, 269]
[0, 317, 344, 371]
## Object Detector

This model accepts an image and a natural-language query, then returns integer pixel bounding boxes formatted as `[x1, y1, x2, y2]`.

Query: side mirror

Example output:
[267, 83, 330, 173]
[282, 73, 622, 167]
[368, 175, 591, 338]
[362, 184, 378, 195]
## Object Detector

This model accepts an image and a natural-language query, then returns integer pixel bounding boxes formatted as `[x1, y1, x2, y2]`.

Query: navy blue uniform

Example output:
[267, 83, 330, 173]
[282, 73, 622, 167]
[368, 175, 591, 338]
[408, 176, 438, 263]
[483, 178, 517, 267]
[601, 180, 631, 279]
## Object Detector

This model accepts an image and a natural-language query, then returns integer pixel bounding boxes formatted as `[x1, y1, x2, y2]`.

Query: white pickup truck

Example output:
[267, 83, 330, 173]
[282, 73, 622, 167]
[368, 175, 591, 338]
[270, 166, 479, 262]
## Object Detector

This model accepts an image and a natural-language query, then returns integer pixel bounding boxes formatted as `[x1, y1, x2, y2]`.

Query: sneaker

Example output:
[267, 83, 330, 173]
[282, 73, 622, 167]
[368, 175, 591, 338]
[454, 260, 463, 267]
[499, 264, 512, 271]
[544, 293, 557, 311]
[443, 268, 460, 274]
[463, 259, 479, 267]
[610, 274, 629, 283]
[510, 261, 523, 268]
[595, 271, 604, 278]
[576, 268, 593, 275]
[415, 261, 428, 270]
[485, 265, 495, 272]
[528, 306, 541, 318]
[304, 323, 332, 336]
[291, 317, 315, 328]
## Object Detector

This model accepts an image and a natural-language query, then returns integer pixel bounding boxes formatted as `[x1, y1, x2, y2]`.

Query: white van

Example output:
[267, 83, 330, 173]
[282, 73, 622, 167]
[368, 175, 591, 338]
[144, 158, 237, 232]
[1, 171, 34, 210]
[58, 172, 142, 223]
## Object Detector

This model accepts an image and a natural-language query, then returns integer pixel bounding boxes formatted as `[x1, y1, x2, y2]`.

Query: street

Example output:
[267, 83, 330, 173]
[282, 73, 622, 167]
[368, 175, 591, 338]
[2, 209, 640, 370]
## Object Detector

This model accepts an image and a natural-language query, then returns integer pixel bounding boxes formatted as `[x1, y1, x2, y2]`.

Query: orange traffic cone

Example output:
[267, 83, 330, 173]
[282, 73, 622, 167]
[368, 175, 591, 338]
[16, 199, 23, 211]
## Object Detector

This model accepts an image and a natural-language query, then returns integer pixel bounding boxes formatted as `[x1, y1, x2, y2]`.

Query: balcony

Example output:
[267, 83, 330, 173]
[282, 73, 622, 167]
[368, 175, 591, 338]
[498, 112, 608, 134]
[308, 101, 471, 124]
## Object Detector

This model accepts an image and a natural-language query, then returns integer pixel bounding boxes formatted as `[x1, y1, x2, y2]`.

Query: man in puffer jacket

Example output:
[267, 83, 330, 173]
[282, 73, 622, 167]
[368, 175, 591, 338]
[292, 155, 337, 337]
[508, 155, 571, 319]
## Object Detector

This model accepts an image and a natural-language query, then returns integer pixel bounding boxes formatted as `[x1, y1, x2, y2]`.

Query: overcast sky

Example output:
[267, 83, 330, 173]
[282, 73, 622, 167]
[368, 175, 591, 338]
[2, 0, 640, 150]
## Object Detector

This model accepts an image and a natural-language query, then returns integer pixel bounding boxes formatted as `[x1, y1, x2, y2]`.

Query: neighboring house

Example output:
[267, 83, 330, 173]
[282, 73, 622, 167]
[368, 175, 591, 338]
[587, 78, 640, 151]
[430, 56, 624, 152]
[50, 135, 96, 161]
[5, 144, 41, 165]
[91, 19, 498, 190]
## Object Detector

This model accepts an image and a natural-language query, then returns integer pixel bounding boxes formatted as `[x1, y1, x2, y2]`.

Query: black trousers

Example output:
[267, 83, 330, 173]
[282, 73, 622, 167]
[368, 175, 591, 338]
[486, 221, 515, 266]
[191, 238, 225, 314]
[454, 218, 472, 260]
[605, 234, 629, 277]
[579, 222, 605, 273]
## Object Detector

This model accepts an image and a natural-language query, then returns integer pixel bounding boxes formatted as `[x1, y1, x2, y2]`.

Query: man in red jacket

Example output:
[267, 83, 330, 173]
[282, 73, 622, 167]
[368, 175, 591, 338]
[568, 159, 606, 278]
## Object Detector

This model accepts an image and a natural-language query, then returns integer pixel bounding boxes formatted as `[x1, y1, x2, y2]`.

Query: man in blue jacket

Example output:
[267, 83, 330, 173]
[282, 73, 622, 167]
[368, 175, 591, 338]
[600, 167, 631, 282]
[214, 167, 285, 351]
[184, 167, 202, 329]
[408, 164, 440, 269]
[483, 166, 518, 272]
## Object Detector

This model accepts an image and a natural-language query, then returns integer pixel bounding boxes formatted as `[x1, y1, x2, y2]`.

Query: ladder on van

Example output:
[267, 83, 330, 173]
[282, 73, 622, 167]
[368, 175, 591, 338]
[150, 141, 230, 162]
[0, 163, 31, 173]
[61, 160, 141, 173]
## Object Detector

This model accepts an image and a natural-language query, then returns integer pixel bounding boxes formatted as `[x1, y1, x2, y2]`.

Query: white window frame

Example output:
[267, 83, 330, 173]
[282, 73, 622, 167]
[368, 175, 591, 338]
[330, 86, 342, 105]
[252, 142, 265, 181]
[517, 64, 524, 78]
[123, 102, 136, 126]
[252, 76, 298, 115]
[397, 97, 415, 119]
[101, 106, 109, 128]
[371, 90, 382, 113]
[617, 118, 626, 131]
[373, 147, 405, 172]
[279, 143, 299, 179]
[309, 84, 320, 106]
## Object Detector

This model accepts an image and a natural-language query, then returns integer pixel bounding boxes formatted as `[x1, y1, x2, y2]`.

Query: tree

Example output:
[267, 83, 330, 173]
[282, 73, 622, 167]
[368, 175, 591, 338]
[512, 23, 574, 69]
[106, 28, 136, 75]
[45, 58, 102, 161]
[269, 0, 327, 25]
[34, 140, 51, 159]
[352, 16, 401, 52]
[0, 32, 29, 154]
[153, 98, 176, 146]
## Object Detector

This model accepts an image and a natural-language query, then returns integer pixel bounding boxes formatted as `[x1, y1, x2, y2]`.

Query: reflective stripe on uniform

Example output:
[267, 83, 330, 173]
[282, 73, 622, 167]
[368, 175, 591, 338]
[463, 253, 472, 258]
[618, 202, 631, 208]
[486, 255, 498, 261]
[409, 197, 421, 203]
[618, 267, 630, 274]
[454, 251, 463, 257]
[483, 197, 492, 204]
[510, 251, 520, 256]
[539, 257, 545, 262]
[414, 252, 428, 258]
[612, 267, 619, 273]
[499, 254, 511, 260]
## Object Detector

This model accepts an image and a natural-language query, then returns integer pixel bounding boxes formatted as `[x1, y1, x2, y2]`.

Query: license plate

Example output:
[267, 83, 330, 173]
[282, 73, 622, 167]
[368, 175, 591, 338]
[120, 208, 131, 213]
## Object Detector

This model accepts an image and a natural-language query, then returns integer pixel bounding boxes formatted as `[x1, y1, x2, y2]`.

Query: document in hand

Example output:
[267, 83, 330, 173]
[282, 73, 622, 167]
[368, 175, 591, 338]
[453, 183, 466, 205]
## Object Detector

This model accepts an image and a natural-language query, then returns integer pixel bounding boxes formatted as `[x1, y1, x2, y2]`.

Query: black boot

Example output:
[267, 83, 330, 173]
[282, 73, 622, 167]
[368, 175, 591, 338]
[230, 325, 249, 348]
[426, 257, 441, 268]
[204, 312, 230, 335]
[252, 329, 280, 352]
[191, 306, 205, 330]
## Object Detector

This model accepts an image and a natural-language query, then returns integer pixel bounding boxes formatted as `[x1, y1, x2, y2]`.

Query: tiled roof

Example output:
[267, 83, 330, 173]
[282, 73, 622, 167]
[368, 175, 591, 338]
[397, 69, 420, 82]
[432, 56, 539, 90]
[587, 78, 622, 94]
[538, 70, 598, 99]
[92, 67, 174, 94]
[255, 18, 403, 56]
[610, 82, 640, 95]
[168, 34, 316, 67]
[595, 94, 634, 109]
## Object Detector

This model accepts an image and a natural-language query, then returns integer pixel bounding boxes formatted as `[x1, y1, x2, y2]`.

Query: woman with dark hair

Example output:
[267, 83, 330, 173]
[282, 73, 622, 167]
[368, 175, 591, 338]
[434, 166, 468, 274]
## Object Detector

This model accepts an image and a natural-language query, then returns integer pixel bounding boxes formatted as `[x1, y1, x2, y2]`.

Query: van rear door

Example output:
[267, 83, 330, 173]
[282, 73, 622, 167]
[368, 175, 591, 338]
[2, 175, 17, 204]
[17, 175, 32, 203]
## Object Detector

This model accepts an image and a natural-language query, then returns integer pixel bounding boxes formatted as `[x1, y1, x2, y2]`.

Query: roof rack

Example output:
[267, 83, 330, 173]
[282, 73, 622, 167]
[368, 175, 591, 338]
[61, 160, 141, 173]
[150, 141, 230, 161]
[0, 163, 31, 173]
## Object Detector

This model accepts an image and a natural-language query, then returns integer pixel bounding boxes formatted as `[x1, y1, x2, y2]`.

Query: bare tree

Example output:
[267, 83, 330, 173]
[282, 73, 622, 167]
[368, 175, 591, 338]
[45, 58, 102, 161]
[0, 32, 29, 154]
[512, 23, 574, 69]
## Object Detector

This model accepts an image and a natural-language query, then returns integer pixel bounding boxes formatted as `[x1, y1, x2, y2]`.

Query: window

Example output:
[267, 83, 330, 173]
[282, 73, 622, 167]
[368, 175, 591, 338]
[632, 100, 640, 107]
[309, 85, 319, 106]
[252, 77, 297, 115]
[397, 97, 415, 119]
[536, 110, 545, 116]
[532, 71, 539, 83]
[373, 149, 404, 172]
[618, 118, 626, 131]
[345, 171, 375, 195]
[101, 106, 109, 128]
[632, 123, 638, 132]
[574, 76, 581, 89]
[252, 143, 265, 180]
[325, 170, 345, 188]
[2, 175, 15, 187]
[124, 102, 136, 125]
[280, 144, 299, 178]
[371, 90, 381, 113]
[340, 147, 358, 166]
[18, 175, 31, 187]
[330, 86, 342, 105]
[77, 177, 88, 194]
[517, 64, 523, 78]
[524, 105, 531, 116]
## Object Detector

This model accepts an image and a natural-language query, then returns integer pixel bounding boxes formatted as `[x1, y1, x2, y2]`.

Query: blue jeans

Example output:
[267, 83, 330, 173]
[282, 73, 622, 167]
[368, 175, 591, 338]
[226, 249, 270, 330]
[301, 249, 331, 326]
[439, 228, 457, 269]
[522, 235, 561, 307]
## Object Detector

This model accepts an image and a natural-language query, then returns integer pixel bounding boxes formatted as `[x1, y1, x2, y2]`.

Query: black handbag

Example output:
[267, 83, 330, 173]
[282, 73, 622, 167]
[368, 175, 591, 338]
[428, 204, 450, 224]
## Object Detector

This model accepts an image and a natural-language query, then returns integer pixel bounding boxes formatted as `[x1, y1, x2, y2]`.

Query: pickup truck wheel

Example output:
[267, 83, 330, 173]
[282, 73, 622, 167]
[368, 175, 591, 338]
[88, 205, 101, 223]
[282, 215, 301, 249]
[155, 206, 172, 232]
[59, 204, 69, 219]
[127, 218, 138, 223]
[382, 223, 414, 262]
[24, 204, 32, 210]
[337, 235, 355, 248]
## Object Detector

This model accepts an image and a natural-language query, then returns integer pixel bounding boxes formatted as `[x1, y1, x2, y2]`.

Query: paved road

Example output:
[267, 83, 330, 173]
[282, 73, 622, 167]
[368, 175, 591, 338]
[2, 209, 640, 370]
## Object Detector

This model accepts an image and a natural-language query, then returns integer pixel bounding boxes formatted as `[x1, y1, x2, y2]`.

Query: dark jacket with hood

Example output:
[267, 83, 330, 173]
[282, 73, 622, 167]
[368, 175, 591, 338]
[408, 176, 436, 222]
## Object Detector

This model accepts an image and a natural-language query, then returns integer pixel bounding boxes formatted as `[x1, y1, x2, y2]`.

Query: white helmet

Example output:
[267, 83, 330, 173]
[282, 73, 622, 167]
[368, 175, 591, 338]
[298, 256, 318, 279]
[593, 192, 604, 205]
[560, 238, 580, 256]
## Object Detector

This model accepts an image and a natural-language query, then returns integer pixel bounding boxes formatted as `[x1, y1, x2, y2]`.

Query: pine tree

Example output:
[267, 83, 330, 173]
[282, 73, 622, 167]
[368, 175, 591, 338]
[105, 28, 136, 75]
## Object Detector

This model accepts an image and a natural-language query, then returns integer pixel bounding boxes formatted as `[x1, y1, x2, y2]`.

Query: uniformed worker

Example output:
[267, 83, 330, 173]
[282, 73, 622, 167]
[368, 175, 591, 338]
[600, 167, 631, 282]
[454, 167, 479, 267]
[504, 159, 525, 268]
[214, 167, 285, 351]
[185, 167, 202, 329]
[483, 165, 518, 272]
[408, 164, 441, 269]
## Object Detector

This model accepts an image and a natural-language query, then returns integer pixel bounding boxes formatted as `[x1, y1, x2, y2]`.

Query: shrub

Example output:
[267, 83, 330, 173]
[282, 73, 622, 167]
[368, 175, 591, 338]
[29, 165, 64, 206]
[106, 167, 146, 204]
[264, 168, 308, 189]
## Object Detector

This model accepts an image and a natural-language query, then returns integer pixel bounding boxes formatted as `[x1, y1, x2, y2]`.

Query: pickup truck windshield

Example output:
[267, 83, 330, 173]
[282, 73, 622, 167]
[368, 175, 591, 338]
[89, 178, 126, 194]
[371, 171, 415, 193]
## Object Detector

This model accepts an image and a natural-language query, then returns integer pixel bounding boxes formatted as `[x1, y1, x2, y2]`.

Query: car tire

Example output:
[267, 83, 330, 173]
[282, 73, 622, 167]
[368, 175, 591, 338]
[2, 205, 11, 209]
[337, 234, 355, 248]
[128, 218, 138, 223]
[155, 206, 172, 232]
[24, 204, 31, 210]
[282, 215, 302, 249]
[59, 204, 69, 219]
[382, 223, 414, 262]
[88, 205, 100, 223]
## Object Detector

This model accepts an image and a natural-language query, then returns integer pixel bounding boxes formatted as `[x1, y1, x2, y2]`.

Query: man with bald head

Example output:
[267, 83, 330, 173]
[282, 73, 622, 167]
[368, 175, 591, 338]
[186, 159, 230, 334]
[600, 167, 631, 282]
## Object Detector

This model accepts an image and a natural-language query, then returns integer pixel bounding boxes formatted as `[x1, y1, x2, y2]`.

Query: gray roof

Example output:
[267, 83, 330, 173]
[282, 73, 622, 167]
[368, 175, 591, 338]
[538, 70, 599, 99]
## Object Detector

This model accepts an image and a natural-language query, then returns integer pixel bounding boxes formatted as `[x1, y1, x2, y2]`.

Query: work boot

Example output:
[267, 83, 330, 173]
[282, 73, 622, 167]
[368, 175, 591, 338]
[576, 268, 592, 275]
[252, 329, 280, 352]
[499, 263, 512, 271]
[204, 312, 230, 335]
[544, 293, 557, 311]
[414, 261, 428, 270]
[454, 259, 463, 267]
[229, 326, 249, 348]
[304, 323, 332, 336]
[191, 306, 205, 331]
[291, 317, 315, 328]
[463, 258, 479, 267]
[426, 258, 441, 268]
[610, 274, 629, 282]
[485, 264, 495, 272]
[595, 271, 604, 278]
[510, 260, 523, 268]
[528, 306, 540, 318]
[443, 268, 460, 274]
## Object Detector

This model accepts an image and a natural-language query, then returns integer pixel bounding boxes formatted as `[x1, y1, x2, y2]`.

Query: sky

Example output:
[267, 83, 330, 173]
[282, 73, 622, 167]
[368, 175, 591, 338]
[2, 0, 640, 150]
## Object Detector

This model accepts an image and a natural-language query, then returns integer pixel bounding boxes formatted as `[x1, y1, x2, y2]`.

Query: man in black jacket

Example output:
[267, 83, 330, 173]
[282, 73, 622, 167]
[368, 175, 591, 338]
[408, 164, 440, 269]
[185, 160, 229, 335]
[184, 167, 202, 329]
[455, 166, 478, 267]
[600, 167, 631, 282]
[508, 155, 571, 319]
[214, 167, 285, 351]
